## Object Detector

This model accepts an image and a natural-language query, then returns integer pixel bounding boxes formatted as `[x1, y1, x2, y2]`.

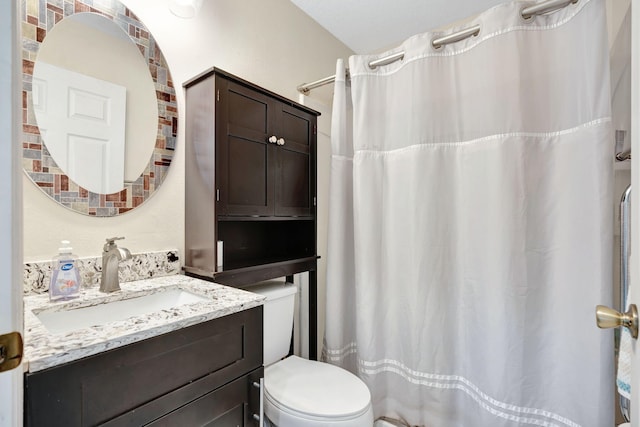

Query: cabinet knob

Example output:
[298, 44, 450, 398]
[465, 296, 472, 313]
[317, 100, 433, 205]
[277, 138, 285, 146]
[268, 135, 277, 144]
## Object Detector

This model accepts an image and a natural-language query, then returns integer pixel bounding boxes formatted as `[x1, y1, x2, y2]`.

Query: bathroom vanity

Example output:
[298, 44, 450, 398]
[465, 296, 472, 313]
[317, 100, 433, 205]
[23, 276, 265, 426]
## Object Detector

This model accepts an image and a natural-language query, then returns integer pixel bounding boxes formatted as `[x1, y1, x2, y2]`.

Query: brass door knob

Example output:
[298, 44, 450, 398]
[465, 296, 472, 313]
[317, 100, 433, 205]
[596, 304, 638, 338]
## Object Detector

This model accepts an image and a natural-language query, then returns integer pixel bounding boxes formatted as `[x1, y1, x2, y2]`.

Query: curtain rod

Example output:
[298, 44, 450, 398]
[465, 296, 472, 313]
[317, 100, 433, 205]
[297, 0, 579, 95]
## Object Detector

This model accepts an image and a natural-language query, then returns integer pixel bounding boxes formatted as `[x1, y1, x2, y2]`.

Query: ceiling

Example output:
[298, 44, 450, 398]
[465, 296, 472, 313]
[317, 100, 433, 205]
[290, 0, 511, 54]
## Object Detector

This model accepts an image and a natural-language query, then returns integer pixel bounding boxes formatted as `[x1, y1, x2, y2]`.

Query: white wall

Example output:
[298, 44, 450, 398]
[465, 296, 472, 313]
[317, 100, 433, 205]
[23, 0, 353, 263]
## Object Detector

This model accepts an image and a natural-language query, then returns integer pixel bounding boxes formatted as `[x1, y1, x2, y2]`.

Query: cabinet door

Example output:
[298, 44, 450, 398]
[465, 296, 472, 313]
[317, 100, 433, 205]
[217, 77, 276, 216]
[274, 104, 316, 217]
[146, 367, 263, 427]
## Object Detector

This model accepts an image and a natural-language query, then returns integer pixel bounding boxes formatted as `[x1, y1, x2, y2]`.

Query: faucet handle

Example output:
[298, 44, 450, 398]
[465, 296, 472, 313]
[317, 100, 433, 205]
[104, 237, 125, 251]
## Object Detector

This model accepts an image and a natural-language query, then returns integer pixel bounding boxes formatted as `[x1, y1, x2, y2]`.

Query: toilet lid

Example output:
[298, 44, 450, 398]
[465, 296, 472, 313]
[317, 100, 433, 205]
[264, 356, 371, 419]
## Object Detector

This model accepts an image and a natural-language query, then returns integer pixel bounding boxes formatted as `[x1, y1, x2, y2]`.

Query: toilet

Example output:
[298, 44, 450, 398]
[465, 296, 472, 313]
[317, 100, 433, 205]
[250, 281, 374, 427]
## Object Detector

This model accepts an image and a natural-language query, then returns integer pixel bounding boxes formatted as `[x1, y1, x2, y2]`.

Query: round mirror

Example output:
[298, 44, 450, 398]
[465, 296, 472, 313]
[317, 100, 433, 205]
[21, 0, 178, 216]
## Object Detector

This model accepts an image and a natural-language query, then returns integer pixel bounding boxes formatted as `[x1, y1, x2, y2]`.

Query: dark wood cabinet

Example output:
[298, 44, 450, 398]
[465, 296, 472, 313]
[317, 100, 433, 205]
[274, 103, 315, 217]
[183, 68, 319, 359]
[24, 307, 263, 427]
[215, 74, 316, 217]
[216, 78, 274, 217]
[183, 68, 319, 282]
[147, 367, 263, 427]
[216, 76, 316, 218]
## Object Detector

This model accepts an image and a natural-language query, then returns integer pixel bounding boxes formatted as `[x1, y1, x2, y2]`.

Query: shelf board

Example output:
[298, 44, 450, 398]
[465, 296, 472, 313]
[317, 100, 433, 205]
[217, 216, 314, 222]
[185, 256, 319, 287]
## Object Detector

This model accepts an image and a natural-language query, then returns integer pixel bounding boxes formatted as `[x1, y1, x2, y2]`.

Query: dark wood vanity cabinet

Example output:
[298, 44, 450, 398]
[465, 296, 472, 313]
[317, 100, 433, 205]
[183, 68, 319, 285]
[25, 307, 263, 427]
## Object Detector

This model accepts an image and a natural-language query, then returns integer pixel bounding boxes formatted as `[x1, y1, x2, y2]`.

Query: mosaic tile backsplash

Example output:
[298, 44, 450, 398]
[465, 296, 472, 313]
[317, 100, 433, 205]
[23, 250, 181, 296]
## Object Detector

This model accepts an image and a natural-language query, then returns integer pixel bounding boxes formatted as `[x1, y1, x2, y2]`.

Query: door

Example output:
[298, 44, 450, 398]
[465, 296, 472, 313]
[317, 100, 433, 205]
[0, 1, 23, 426]
[216, 74, 317, 218]
[32, 62, 126, 194]
[274, 104, 316, 217]
[631, 3, 640, 425]
[216, 76, 276, 216]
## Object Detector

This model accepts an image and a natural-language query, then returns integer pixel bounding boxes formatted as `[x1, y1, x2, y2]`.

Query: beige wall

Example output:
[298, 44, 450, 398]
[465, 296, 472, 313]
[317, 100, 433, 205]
[23, 0, 353, 263]
[606, 0, 631, 49]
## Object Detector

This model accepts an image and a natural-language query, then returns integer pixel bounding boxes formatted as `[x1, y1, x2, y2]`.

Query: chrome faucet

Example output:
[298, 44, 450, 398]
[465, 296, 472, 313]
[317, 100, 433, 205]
[100, 237, 132, 293]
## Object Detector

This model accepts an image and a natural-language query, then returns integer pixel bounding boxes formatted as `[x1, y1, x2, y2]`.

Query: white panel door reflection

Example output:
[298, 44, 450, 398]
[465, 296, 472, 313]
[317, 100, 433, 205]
[33, 61, 126, 194]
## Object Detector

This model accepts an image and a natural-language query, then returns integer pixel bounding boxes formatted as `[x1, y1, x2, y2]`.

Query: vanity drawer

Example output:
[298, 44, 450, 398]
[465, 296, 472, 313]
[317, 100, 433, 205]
[25, 306, 263, 427]
[145, 366, 263, 427]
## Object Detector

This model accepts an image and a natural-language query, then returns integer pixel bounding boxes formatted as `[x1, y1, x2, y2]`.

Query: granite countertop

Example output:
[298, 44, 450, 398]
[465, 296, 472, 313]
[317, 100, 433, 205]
[24, 275, 266, 373]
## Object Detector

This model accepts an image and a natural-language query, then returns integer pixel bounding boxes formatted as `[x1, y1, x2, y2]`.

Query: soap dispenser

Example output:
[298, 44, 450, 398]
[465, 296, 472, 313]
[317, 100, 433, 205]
[49, 240, 81, 301]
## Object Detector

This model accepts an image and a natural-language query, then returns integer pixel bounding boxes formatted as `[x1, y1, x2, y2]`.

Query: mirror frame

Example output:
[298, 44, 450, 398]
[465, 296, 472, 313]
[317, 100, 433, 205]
[21, 0, 178, 216]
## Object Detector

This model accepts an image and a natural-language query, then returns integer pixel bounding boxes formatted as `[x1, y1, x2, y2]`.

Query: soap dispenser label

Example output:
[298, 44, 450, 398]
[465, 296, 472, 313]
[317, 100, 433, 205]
[50, 260, 81, 300]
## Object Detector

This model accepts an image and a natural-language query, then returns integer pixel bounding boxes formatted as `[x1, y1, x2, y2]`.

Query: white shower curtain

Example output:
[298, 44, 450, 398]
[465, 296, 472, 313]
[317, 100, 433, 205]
[324, 0, 613, 426]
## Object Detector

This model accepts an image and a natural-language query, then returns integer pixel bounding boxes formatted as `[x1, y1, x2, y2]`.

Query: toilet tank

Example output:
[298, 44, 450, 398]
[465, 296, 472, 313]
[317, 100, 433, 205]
[247, 280, 297, 365]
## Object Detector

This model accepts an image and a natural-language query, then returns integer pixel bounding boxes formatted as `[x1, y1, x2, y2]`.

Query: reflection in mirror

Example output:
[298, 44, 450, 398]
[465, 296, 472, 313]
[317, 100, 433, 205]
[22, 0, 178, 216]
[32, 13, 158, 194]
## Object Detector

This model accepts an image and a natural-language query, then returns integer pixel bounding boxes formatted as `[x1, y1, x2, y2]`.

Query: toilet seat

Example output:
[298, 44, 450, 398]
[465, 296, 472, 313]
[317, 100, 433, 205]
[264, 356, 373, 426]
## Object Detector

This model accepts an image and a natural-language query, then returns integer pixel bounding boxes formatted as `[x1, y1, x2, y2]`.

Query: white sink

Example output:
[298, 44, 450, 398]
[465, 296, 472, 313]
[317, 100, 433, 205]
[35, 288, 210, 334]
